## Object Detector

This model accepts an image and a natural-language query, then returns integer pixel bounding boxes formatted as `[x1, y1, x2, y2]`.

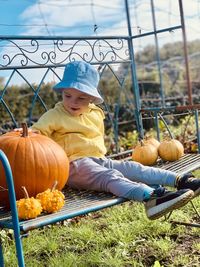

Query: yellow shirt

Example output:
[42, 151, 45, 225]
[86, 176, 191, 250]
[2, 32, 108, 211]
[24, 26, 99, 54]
[31, 102, 107, 162]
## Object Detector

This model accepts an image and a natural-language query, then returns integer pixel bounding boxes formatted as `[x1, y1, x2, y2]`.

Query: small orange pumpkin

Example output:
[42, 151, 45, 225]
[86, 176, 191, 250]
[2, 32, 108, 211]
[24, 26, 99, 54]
[144, 136, 160, 150]
[132, 140, 158, 166]
[16, 186, 42, 220]
[0, 123, 69, 209]
[36, 181, 65, 213]
[158, 139, 184, 161]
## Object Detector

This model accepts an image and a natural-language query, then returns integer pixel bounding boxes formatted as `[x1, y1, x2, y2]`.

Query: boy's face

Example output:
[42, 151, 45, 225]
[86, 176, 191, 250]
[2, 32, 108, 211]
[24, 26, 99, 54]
[62, 88, 93, 116]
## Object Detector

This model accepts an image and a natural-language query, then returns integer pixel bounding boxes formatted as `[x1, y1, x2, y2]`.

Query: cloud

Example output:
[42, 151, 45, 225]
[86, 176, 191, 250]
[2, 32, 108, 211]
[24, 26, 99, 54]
[18, 0, 199, 43]
[20, 0, 124, 36]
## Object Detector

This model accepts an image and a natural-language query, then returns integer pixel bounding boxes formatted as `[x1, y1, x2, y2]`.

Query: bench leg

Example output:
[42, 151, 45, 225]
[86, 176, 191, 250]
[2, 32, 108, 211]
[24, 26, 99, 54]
[0, 230, 25, 267]
[171, 200, 200, 228]
[0, 150, 25, 266]
[0, 240, 5, 267]
[190, 200, 200, 219]
[13, 229, 25, 267]
[166, 200, 200, 228]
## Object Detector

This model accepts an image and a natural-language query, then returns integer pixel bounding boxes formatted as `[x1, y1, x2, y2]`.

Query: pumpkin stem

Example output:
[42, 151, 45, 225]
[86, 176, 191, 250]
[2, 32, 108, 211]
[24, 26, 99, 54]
[51, 181, 58, 191]
[21, 186, 29, 199]
[21, 123, 29, 137]
[145, 135, 151, 140]
[158, 113, 174, 139]
[140, 140, 145, 146]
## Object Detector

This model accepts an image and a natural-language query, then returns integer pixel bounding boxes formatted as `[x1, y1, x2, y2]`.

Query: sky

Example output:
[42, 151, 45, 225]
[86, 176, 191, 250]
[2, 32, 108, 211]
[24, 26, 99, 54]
[0, 0, 199, 40]
[0, 0, 199, 85]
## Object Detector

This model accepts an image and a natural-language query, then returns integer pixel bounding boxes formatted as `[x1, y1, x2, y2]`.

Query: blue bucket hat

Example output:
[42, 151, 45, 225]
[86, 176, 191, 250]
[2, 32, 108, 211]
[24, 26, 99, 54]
[53, 61, 103, 104]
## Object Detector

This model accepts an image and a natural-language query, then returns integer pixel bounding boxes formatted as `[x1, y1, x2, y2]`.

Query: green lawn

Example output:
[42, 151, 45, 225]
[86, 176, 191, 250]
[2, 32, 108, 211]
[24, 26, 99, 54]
[1, 188, 200, 267]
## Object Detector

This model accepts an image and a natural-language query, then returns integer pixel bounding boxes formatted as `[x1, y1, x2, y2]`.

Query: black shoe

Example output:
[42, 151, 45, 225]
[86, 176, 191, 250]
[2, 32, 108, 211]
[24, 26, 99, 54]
[152, 185, 167, 197]
[144, 189, 194, 220]
[176, 173, 200, 197]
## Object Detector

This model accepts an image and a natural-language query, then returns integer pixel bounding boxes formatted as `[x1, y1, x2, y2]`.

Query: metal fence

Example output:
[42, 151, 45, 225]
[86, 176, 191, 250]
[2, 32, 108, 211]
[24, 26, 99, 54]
[0, 0, 199, 152]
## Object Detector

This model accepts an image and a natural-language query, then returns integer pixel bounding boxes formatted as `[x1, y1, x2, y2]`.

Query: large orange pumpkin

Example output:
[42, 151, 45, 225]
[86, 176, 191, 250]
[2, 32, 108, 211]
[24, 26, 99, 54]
[0, 123, 69, 209]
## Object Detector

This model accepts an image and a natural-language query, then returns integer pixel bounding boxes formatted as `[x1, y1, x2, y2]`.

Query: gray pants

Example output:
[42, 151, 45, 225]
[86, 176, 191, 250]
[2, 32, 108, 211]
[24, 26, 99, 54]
[67, 157, 177, 202]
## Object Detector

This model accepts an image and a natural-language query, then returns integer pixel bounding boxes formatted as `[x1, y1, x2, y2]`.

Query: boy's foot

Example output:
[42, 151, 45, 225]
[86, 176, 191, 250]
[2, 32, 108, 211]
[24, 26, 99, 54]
[144, 189, 194, 220]
[176, 174, 200, 197]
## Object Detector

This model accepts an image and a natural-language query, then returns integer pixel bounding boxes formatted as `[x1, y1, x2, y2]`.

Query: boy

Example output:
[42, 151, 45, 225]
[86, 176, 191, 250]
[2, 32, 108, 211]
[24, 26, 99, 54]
[31, 61, 200, 220]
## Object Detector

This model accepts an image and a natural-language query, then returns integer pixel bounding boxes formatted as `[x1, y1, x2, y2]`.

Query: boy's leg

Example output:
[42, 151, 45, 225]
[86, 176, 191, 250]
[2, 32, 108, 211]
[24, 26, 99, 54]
[103, 158, 200, 198]
[68, 158, 194, 220]
[68, 157, 154, 202]
[101, 158, 200, 199]
[96, 158, 177, 187]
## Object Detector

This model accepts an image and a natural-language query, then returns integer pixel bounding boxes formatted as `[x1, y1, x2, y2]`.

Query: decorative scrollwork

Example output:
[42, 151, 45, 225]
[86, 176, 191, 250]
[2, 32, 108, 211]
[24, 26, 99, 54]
[0, 37, 129, 68]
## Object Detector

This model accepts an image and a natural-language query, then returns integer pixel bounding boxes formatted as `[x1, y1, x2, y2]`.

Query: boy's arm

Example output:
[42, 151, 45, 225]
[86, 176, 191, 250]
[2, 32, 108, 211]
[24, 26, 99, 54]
[31, 110, 57, 137]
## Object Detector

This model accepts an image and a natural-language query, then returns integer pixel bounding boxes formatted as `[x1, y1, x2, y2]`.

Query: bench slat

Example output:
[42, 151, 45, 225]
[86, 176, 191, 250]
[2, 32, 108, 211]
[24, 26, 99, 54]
[0, 190, 126, 232]
[0, 153, 200, 232]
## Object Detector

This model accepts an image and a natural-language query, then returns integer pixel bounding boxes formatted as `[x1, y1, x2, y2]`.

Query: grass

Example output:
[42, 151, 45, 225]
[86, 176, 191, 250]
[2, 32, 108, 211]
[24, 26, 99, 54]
[1, 172, 200, 267]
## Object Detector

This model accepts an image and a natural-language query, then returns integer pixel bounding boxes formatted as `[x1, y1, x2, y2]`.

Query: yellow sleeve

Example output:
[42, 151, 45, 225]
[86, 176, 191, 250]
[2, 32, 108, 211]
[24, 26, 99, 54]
[31, 109, 58, 137]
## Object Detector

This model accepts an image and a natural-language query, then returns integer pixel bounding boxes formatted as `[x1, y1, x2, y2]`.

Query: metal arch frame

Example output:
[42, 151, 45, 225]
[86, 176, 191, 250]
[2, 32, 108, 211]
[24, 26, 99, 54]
[0, 150, 25, 267]
[0, 2, 199, 266]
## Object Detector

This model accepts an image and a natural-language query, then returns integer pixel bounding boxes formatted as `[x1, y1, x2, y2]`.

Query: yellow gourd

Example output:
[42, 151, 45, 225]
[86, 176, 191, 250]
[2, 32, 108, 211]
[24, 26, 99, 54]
[132, 140, 158, 166]
[36, 181, 65, 213]
[16, 187, 42, 220]
[158, 139, 184, 161]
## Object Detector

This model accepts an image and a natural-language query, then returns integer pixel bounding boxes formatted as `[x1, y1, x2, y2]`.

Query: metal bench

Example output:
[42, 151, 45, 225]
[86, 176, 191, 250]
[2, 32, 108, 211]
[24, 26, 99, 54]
[0, 150, 200, 267]
[0, 3, 199, 264]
